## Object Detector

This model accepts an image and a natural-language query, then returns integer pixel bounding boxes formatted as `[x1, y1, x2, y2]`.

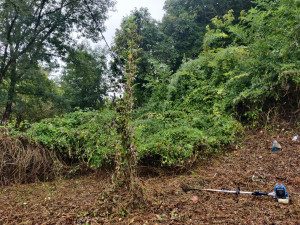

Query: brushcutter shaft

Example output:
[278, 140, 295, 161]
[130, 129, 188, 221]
[181, 184, 290, 204]
[200, 188, 253, 195]
[182, 186, 270, 196]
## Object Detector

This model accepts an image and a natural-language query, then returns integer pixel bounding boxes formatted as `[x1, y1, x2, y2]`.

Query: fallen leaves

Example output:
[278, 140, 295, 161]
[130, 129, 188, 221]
[0, 127, 299, 224]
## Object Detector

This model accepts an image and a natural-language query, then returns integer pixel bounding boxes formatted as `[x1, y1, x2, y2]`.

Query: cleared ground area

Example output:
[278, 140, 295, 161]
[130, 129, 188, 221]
[0, 127, 299, 224]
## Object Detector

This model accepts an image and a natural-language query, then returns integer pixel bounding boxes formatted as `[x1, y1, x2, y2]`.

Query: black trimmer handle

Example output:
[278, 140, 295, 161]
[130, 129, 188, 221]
[252, 191, 269, 197]
[181, 185, 198, 192]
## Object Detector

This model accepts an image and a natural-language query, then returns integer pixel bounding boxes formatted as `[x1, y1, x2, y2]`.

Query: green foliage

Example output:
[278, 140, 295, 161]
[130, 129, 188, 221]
[0, 0, 114, 125]
[61, 44, 108, 110]
[141, 59, 172, 111]
[132, 47, 245, 166]
[111, 8, 171, 105]
[112, 1, 254, 105]
[166, 0, 300, 123]
[6, 0, 300, 170]
[23, 109, 118, 168]
[0, 0, 114, 84]
[13, 105, 241, 169]
[131, 0, 299, 166]
[134, 111, 241, 167]
[161, 0, 253, 70]
[0, 63, 66, 125]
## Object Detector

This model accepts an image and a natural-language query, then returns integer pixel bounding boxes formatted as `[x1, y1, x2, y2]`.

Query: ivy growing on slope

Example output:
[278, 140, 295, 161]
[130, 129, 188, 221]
[12, 0, 300, 169]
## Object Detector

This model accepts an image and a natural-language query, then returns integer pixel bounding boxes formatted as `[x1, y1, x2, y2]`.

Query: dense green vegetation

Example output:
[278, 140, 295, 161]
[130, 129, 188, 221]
[0, 0, 114, 124]
[161, 0, 253, 70]
[1, 0, 299, 170]
[60, 44, 108, 110]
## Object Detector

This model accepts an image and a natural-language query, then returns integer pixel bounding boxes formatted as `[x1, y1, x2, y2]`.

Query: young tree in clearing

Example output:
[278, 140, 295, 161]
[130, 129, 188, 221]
[61, 44, 108, 111]
[113, 18, 143, 203]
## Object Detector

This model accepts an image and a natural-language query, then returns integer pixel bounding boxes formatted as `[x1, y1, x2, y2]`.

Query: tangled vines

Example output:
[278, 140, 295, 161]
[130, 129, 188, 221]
[0, 135, 60, 186]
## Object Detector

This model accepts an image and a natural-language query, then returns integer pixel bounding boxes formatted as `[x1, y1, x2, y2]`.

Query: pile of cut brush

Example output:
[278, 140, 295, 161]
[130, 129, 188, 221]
[0, 134, 57, 185]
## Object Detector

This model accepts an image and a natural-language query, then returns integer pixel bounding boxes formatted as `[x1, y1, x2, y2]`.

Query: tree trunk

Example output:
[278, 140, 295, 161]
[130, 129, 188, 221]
[2, 64, 17, 127]
[0, 73, 4, 85]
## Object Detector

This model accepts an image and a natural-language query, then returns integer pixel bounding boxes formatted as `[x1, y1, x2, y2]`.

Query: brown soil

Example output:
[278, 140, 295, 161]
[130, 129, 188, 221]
[0, 128, 299, 224]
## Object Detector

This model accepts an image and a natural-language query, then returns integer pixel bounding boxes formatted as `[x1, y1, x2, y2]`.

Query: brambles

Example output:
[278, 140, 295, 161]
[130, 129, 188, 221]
[0, 135, 57, 185]
[23, 109, 118, 168]
[3, 0, 299, 179]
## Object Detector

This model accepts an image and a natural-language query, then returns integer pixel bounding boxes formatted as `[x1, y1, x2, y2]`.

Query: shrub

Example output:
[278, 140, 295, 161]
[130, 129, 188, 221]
[24, 109, 118, 168]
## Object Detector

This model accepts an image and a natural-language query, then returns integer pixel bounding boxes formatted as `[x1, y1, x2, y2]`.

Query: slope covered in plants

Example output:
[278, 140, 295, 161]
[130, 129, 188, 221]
[16, 0, 299, 170]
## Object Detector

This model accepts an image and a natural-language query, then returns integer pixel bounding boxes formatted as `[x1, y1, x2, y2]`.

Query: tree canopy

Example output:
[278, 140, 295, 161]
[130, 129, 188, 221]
[0, 0, 114, 124]
[61, 44, 108, 110]
[0, 0, 114, 84]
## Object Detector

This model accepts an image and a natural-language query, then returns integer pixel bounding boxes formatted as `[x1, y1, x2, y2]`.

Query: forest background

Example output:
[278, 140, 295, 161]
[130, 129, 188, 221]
[0, 0, 299, 184]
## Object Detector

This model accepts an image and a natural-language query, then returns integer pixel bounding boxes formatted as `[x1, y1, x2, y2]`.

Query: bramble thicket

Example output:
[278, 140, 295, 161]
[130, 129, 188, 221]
[0, 0, 299, 181]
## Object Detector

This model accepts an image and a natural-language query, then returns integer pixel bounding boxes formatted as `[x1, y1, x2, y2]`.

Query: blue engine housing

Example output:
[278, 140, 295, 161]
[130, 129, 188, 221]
[274, 185, 289, 200]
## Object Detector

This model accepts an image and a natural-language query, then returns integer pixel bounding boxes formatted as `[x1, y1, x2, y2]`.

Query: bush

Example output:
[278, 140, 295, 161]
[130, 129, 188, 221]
[23, 109, 118, 168]
[134, 110, 242, 167]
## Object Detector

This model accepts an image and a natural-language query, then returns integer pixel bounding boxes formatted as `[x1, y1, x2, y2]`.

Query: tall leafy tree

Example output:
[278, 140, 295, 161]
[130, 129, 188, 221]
[0, 0, 114, 124]
[13, 69, 63, 125]
[0, 61, 65, 125]
[61, 44, 108, 110]
[0, 0, 114, 85]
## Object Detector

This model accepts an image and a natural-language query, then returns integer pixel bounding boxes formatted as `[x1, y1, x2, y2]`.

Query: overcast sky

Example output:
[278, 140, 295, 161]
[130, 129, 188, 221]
[102, 0, 166, 46]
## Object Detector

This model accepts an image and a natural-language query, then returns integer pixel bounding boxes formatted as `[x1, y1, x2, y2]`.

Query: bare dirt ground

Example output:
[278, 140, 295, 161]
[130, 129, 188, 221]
[0, 127, 299, 224]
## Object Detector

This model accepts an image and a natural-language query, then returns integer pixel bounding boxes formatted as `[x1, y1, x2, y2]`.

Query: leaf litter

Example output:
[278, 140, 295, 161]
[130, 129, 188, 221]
[0, 126, 299, 224]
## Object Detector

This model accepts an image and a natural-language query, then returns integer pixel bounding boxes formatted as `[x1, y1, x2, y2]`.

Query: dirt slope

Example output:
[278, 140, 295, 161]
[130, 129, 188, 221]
[0, 128, 299, 224]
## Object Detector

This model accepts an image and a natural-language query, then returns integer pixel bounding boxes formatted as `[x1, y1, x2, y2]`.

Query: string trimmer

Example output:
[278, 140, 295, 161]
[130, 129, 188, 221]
[181, 184, 290, 204]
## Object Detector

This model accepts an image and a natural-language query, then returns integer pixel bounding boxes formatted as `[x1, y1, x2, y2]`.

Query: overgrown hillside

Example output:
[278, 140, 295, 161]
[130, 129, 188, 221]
[7, 0, 298, 171]
[0, 0, 299, 223]
[0, 0, 299, 187]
